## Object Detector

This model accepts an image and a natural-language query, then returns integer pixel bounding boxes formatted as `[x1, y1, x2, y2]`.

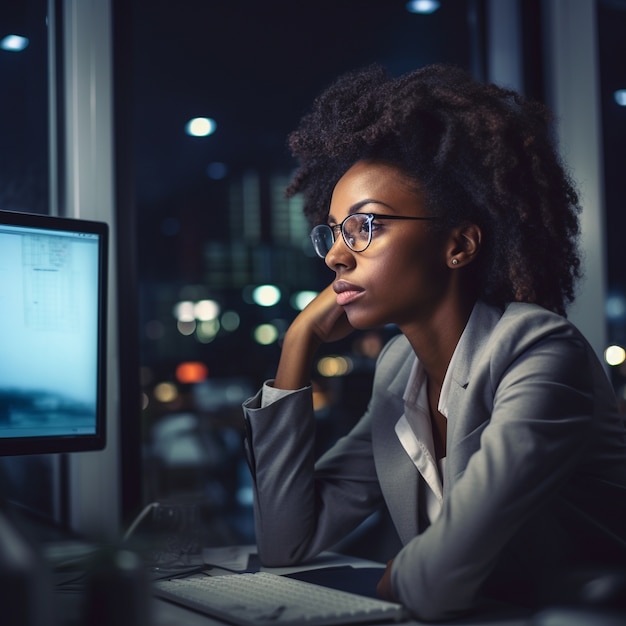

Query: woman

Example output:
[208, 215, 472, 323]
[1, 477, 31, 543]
[242, 64, 626, 621]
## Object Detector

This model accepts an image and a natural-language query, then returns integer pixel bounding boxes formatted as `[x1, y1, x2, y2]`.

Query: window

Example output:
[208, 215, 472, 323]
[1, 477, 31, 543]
[130, 0, 476, 543]
[0, 1, 49, 215]
[0, 0, 59, 522]
[598, 0, 626, 404]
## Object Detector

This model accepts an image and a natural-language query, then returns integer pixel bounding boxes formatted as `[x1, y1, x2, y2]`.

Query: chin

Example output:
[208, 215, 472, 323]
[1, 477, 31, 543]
[345, 309, 388, 331]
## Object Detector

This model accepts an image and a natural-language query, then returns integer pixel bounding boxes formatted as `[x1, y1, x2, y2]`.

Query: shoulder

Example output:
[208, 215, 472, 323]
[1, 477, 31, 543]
[449, 301, 601, 394]
[493, 302, 586, 355]
[479, 302, 602, 390]
[501, 301, 573, 327]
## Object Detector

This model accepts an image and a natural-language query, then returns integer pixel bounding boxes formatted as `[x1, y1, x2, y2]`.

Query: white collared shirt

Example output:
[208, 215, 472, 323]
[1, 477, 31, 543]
[395, 301, 489, 524]
[394, 357, 451, 524]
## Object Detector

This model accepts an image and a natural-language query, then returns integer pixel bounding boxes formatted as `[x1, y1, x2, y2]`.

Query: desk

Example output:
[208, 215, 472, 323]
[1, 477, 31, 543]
[149, 547, 531, 626]
[52, 548, 531, 626]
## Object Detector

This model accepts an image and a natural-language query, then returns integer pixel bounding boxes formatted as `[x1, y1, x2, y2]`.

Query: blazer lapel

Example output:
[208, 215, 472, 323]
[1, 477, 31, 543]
[371, 348, 421, 544]
[444, 302, 503, 484]
[371, 305, 503, 543]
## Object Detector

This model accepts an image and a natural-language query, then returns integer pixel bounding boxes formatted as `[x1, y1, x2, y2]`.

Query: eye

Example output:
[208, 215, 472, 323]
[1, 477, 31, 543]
[368, 217, 387, 236]
[349, 215, 371, 241]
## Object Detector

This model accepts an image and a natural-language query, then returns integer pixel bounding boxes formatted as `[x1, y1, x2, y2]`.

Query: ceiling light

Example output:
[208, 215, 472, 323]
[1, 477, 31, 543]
[0, 35, 29, 52]
[185, 117, 216, 137]
[406, 0, 441, 14]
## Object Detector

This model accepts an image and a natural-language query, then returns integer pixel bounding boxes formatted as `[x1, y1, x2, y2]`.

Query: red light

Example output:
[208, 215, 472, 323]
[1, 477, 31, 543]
[176, 361, 208, 384]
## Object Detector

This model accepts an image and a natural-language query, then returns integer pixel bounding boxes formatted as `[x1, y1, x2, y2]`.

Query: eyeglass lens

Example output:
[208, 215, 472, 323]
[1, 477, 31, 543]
[343, 214, 371, 252]
[310, 214, 372, 258]
[311, 226, 335, 258]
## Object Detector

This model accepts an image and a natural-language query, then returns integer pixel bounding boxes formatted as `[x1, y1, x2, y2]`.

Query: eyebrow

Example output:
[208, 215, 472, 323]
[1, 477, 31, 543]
[328, 199, 396, 223]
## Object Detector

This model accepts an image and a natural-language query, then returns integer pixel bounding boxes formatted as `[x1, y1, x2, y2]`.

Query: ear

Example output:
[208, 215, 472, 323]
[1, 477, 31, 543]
[446, 223, 482, 268]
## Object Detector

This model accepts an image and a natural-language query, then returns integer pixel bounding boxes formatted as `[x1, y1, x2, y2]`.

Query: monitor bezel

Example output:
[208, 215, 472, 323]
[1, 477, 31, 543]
[0, 209, 108, 456]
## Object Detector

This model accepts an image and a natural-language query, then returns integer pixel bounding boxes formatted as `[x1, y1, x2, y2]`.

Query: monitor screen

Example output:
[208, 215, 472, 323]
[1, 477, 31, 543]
[0, 210, 108, 455]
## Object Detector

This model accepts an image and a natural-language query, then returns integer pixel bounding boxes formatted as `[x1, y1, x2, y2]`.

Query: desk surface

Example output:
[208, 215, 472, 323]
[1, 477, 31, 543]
[53, 546, 531, 626]
[150, 547, 531, 626]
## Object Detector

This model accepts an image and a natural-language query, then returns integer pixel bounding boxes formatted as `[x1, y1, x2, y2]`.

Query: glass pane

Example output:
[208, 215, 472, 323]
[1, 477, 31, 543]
[131, 1, 476, 548]
[598, 1, 626, 402]
[0, 0, 57, 523]
[0, 0, 49, 215]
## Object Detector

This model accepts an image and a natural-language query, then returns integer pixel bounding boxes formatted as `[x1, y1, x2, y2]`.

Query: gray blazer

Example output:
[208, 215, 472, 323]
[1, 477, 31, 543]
[243, 302, 626, 621]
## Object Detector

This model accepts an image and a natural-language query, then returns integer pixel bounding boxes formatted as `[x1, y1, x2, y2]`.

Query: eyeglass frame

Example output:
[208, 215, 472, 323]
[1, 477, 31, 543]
[310, 212, 438, 259]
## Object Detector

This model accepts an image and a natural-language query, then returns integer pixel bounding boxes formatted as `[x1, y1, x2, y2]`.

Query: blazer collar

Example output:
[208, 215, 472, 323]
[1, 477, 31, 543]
[446, 300, 504, 390]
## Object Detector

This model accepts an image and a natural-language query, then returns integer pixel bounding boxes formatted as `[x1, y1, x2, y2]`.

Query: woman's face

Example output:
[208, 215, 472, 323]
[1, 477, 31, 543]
[325, 160, 453, 330]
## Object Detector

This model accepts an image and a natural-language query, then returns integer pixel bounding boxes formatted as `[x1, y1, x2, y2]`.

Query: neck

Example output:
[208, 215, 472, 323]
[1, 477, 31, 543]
[400, 297, 476, 389]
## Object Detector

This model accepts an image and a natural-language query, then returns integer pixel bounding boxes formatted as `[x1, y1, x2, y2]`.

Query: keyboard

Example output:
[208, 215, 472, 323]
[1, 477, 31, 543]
[153, 570, 408, 626]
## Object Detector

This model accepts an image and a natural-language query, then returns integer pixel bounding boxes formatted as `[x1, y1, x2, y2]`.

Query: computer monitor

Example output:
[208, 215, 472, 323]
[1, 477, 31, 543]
[0, 210, 108, 456]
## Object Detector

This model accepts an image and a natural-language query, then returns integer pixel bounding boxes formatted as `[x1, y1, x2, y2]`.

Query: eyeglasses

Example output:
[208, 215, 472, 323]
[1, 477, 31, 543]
[310, 212, 438, 258]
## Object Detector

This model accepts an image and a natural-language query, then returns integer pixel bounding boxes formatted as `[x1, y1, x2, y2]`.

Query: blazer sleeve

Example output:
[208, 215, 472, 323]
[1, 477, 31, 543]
[242, 375, 386, 567]
[391, 319, 612, 621]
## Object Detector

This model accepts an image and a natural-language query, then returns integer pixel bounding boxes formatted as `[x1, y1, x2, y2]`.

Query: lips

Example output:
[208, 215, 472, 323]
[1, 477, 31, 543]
[333, 280, 365, 306]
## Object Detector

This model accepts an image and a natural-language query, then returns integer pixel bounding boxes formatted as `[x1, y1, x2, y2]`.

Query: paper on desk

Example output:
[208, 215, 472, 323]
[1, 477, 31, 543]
[202, 545, 256, 571]
[263, 552, 385, 576]
[202, 545, 385, 575]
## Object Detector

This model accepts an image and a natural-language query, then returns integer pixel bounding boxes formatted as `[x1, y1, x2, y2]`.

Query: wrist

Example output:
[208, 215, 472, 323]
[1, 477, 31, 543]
[274, 325, 320, 390]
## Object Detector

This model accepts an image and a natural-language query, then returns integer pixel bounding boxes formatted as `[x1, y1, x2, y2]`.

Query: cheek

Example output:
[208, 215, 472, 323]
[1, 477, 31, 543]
[370, 240, 432, 281]
[371, 242, 446, 300]
[361, 254, 418, 306]
[363, 253, 405, 289]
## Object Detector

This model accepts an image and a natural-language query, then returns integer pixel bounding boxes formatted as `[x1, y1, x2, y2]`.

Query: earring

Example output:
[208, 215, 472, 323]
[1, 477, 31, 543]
[451, 258, 459, 265]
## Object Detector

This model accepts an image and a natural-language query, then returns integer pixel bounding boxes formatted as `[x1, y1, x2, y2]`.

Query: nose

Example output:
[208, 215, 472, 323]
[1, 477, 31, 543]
[325, 234, 355, 271]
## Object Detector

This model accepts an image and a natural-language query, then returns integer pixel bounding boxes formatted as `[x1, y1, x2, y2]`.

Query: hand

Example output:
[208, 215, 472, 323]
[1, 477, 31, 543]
[294, 283, 354, 345]
[275, 283, 354, 390]
[376, 559, 397, 602]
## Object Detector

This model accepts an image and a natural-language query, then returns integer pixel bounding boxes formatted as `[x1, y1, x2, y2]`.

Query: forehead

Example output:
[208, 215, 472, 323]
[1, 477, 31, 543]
[329, 161, 425, 219]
